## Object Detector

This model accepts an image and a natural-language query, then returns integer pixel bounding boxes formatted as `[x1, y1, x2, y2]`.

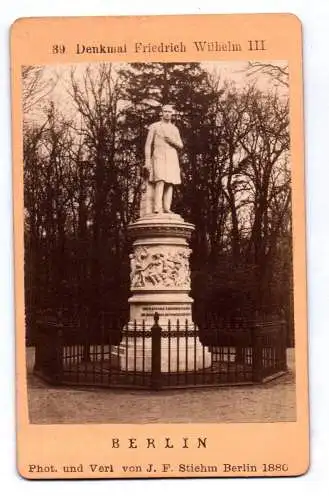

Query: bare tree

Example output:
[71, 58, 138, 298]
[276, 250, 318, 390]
[237, 89, 290, 309]
[69, 63, 131, 320]
[24, 100, 78, 332]
[246, 62, 289, 87]
[22, 66, 59, 114]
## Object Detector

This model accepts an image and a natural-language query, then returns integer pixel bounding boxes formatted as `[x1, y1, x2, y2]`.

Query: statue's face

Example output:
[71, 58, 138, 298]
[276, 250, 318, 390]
[162, 108, 174, 121]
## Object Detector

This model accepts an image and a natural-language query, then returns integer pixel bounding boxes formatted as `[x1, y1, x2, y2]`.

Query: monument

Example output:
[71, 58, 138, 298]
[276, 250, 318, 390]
[119, 105, 211, 372]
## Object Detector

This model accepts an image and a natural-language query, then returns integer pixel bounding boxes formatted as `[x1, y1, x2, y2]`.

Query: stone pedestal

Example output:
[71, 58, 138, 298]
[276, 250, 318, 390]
[119, 212, 211, 372]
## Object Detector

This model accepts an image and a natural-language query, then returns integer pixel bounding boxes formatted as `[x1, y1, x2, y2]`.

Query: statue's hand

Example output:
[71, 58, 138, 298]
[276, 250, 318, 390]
[164, 135, 178, 148]
[141, 164, 150, 180]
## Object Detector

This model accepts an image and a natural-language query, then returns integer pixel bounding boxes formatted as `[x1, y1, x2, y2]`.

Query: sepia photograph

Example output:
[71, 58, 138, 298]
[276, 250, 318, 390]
[23, 59, 296, 425]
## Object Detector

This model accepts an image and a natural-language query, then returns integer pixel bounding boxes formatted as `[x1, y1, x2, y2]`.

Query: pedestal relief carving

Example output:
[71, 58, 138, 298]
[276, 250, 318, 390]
[130, 246, 191, 289]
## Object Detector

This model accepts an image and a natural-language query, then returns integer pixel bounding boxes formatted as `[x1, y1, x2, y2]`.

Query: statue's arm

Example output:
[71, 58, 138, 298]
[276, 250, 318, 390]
[144, 124, 155, 166]
[165, 126, 183, 150]
[175, 127, 184, 149]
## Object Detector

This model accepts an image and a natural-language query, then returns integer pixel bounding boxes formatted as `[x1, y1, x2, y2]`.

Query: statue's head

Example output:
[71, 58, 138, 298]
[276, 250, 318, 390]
[161, 104, 175, 121]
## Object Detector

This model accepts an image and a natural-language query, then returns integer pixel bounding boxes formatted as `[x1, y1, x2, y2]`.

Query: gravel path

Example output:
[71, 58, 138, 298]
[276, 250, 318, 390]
[26, 348, 296, 424]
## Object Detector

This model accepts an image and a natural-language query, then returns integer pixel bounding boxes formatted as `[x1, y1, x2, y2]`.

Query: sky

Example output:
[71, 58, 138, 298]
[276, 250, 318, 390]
[24, 60, 288, 123]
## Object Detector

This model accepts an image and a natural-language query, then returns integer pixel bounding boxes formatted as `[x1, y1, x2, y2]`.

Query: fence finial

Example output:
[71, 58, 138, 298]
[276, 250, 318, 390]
[154, 312, 159, 325]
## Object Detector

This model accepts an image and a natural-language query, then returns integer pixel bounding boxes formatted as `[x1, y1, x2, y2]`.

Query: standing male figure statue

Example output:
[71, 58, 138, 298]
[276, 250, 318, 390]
[144, 104, 183, 214]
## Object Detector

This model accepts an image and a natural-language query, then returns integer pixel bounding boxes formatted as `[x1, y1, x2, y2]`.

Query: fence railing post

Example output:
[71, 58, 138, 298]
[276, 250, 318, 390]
[281, 320, 288, 371]
[53, 315, 64, 384]
[82, 307, 91, 363]
[151, 312, 162, 390]
[32, 313, 64, 384]
[33, 320, 42, 373]
[252, 320, 263, 383]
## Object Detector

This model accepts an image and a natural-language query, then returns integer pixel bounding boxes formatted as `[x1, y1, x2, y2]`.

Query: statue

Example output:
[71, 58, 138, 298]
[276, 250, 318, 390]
[141, 104, 183, 215]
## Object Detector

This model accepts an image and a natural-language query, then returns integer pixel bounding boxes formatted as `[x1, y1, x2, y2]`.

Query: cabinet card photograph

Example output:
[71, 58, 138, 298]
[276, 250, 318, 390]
[11, 13, 309, 478]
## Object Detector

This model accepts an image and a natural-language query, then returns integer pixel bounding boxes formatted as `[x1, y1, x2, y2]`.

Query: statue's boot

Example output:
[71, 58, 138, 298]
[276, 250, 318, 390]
[154, 181, 165, 213]
[163, 184, 173, 213]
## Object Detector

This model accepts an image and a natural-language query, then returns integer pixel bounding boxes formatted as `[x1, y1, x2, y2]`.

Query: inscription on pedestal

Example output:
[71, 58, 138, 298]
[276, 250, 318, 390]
[141, 305, 191, 318]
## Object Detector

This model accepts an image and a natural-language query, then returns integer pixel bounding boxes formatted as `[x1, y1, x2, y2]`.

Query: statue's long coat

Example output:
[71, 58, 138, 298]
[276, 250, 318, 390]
[145, 121, 183, 185]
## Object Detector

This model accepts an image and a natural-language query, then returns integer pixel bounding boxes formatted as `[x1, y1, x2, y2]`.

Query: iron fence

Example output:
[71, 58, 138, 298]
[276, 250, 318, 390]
[33, 311, 288, 389]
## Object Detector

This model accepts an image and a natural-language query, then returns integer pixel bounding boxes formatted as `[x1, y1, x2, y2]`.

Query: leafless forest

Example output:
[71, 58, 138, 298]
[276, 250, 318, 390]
[23, 62, 293, 344]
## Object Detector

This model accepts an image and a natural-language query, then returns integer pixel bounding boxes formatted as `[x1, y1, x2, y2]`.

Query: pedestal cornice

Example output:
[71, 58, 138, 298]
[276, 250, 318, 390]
[128, 213, 195, 241]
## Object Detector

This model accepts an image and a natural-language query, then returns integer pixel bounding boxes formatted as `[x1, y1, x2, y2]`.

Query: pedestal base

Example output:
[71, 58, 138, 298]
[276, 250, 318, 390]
[116, 334, 211, 373]
[122, 213, 208, 373]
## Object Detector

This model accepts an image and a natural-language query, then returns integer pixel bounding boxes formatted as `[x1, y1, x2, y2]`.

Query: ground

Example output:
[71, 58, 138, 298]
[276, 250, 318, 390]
[26, 348, 296, 424]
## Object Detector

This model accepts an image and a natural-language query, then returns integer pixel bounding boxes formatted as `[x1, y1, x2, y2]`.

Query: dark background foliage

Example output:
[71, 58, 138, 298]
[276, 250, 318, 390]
[22, 62, 293, 344]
